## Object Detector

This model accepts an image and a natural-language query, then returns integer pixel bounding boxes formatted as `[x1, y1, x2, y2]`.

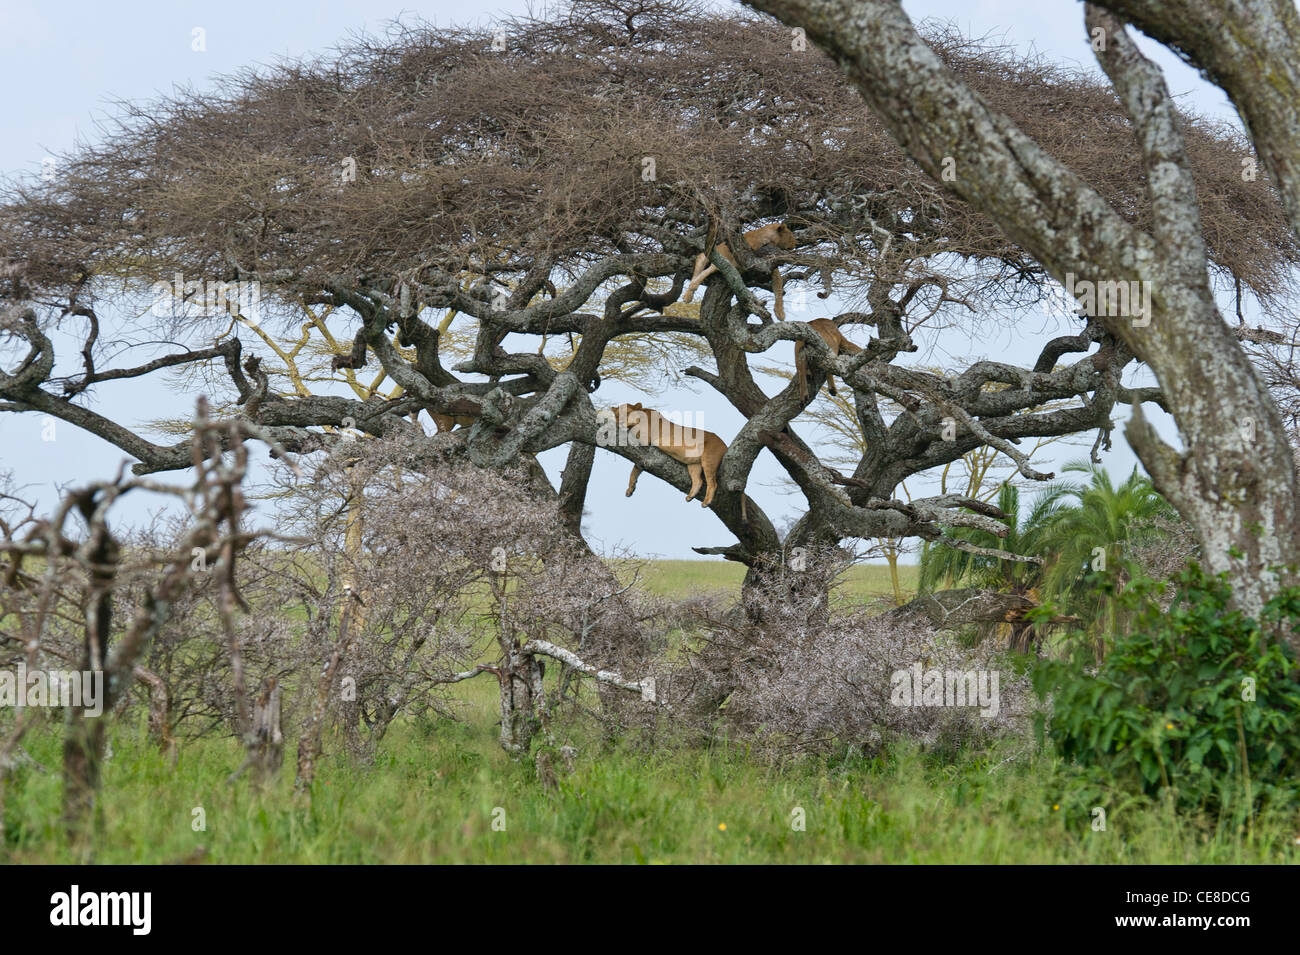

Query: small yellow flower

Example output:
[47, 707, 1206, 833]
[1165, 723, 1174, 730]
[718, 823, 727, 831]
[1052, 804, 1060, 811]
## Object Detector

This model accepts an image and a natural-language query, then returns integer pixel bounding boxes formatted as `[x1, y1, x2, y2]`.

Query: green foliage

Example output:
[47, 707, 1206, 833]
[1035, 462, 1176, 632]
[919, 464, 1180, 650]
[918, 482, 1060, 594]
[1034, 564, 1300, 818]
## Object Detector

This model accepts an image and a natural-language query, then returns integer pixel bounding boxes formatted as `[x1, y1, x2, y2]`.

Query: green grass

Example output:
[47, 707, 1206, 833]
[6, 720, 1295, 864]
[628, 559, 917, 603]
[3, 559, 1295, 864]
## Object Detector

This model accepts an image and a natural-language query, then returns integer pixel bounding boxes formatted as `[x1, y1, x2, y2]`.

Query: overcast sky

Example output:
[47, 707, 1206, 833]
[0, 1, 1251, 559]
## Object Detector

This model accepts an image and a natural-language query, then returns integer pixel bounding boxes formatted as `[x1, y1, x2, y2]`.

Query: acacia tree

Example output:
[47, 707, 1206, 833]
[1, 1, 1295, 614]
[746, 0, 1300, 626]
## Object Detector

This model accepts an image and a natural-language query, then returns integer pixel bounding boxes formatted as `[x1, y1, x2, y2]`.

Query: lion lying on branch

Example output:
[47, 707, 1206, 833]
[607, 402, 727, 508]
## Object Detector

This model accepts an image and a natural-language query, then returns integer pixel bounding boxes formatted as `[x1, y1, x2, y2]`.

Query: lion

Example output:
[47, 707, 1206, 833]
[609, 402, 727, 508]
[682, 222, 797, 317]
[795, 318, 863, 402]
[431, 412, 476, 433]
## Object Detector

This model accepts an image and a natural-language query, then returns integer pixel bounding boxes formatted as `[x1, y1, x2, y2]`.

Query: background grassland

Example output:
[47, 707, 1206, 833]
[2, 560, 1295, 864]
[626, 560, 918, 603]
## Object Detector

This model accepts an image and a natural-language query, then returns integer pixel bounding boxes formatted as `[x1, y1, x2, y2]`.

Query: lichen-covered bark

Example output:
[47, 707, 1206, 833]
[1097, 0, 1300, 242]
[497, 650, 545, 755]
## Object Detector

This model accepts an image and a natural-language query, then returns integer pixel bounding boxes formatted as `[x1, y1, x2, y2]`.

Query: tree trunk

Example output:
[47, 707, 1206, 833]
[337, 469, 367, 753]
[63, 535, 115, 845]
[296, 630, 351, 792]
[251, 676, 284, 782]
[497, 650, 545, 755]
[885, 544, 903, 606]
[133, 666, 176, 763]
[557, 441, 595, 539]
[61, 715, 105, 847]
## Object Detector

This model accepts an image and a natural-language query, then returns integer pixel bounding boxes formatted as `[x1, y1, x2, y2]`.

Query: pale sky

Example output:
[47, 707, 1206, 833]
[0, 1, 1255, 559]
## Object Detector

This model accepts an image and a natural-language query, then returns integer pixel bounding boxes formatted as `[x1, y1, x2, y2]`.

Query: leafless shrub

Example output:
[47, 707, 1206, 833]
[245, 432, 666, 769]
[1123, 514, 1199, 581]
[0, 401, 282, 842]
[714, 609, 1032, 755]
[1118, 514, 1200, 611]
[640, 550, 1034, 756]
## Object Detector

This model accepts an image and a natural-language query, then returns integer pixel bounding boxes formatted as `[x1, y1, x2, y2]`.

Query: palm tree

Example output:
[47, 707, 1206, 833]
[1034, 461, 1177, 651]
[918, 482, 1065, 649]
[918, 482, 1056, 591]
[919, 464, 1178, 653]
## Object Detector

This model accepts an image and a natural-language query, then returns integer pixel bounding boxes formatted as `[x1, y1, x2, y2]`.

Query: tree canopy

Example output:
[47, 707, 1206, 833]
[2, 0, 1296, 591]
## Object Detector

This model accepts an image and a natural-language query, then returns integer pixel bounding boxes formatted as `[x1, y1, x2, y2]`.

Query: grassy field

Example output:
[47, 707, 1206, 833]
[6, 717, 1294, 864]
[2, 560, 1295, 864]
[629, 559, 918, 604]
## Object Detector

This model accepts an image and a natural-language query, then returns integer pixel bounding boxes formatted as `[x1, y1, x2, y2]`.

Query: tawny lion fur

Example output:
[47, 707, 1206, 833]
[431, 412, 476, 433]
[682, 222, 797, 318]
[795, 318, 863, 402]
[611, 402, 727, 508]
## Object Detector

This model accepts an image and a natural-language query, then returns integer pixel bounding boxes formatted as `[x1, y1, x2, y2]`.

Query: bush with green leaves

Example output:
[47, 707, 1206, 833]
[1033, 564, 1300, 817]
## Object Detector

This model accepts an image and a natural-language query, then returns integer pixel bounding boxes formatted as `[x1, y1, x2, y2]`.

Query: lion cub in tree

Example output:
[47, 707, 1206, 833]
[608, 402, 727, 508]
[682, 222, 797, 316]
[795, 318, 863, 402]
